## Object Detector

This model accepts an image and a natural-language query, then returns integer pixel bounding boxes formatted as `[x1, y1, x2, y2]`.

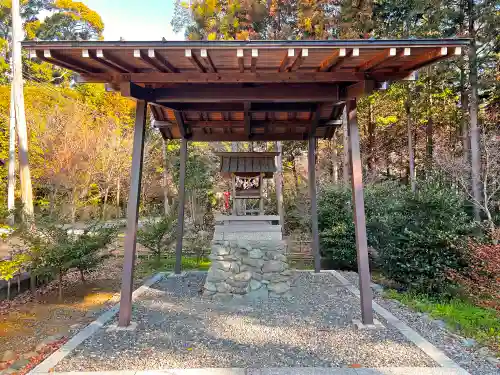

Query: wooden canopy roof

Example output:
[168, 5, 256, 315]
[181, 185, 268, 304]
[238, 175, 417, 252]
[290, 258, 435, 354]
[216, 152, 278, 178]
[22, 39, 469, 142]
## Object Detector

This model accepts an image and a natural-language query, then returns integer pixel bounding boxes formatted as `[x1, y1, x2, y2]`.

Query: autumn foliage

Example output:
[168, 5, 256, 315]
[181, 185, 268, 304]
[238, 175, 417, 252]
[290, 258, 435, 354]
[449, 241, 500, 312]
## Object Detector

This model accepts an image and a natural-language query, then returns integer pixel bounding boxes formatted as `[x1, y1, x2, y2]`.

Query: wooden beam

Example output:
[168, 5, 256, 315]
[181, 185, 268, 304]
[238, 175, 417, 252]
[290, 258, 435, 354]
[398, 47, 448, 72]
[237, 49, 244, 73]
[120, 81, 154, 101]
[175, 119, 325, 128]
[185, 49, 206, 72]
[345, 80, 375, 99]
[36, 50, 94, 75]
[347, 98, 374, 324]
[251, 49, 258, 73]
[200, 49, 217, 73]
[279, 49, 295, 72]
[153, 84, 339, 103]
[244, 102, 251, 138]
[175, 138, 188, 274]
[173, 110, 188, 138]
[147, 49, 177, 72]
[318, 49, 349, 72]
[134, 49, 170, 73]
[82, 49, 124, 73]
[330, 48, 354, 71]
[189, 133, 316, 142]
[357, 48, 399, 72]
[158, 102, 321, 113]
[287, 48, 307, 72]
[118, 100, 147, 327]
[79, 71, 367, 84]
[97, 49, 136, 73]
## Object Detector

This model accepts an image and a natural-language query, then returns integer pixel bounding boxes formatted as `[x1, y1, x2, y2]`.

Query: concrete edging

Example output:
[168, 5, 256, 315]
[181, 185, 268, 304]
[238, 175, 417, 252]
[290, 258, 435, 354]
[29, 271, 169, 374]
[26, 367, 471, 375]
[326, 270, 470, 374]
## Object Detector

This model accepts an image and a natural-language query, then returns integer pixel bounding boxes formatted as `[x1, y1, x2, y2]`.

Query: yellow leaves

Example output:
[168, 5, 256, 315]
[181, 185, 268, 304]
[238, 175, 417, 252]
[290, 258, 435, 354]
[236, 31, 249, 40]
[304, 17, 312, 32]
[24, 20, 41, 40]
[54, 0, 105, 34]
[207, 32, 217, 41]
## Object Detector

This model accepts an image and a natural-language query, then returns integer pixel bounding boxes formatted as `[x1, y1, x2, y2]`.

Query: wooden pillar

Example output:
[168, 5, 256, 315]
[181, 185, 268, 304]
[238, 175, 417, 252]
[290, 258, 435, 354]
[259, 173, 264, 214]
[118, 100, 147, 327]
[347, 99, 374, 324]
[308, 137, 321, 273]
[175, 138, 188, 274]
[342, 107, 350, 185]
[275, 141, 285, 229]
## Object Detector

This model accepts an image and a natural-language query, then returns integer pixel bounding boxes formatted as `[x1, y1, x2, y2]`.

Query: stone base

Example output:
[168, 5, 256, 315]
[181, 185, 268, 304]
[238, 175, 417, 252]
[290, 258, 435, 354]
[204, 239, 292, 299]
[352, 319, 385, 330]
[106, 322, 138, 332]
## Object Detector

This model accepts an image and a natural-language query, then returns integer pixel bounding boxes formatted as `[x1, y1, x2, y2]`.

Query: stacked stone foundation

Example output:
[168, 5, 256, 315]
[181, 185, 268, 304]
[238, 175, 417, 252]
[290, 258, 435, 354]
[203, 239, 292, 298]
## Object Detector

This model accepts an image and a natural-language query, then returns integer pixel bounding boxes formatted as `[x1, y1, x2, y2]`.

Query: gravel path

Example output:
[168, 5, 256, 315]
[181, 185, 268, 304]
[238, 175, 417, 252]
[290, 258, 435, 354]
[339, 271, 499, 375]
[56, 272, 438, 371]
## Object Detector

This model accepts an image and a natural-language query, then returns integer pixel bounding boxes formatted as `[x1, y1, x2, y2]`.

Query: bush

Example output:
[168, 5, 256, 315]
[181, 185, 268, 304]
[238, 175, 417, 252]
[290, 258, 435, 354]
[20, 217, 117, 298]
[137, 210, 177, 262]
[377, 182, 474, 294]
[318, 181, 404, 270]
[448, 241, 500, 311]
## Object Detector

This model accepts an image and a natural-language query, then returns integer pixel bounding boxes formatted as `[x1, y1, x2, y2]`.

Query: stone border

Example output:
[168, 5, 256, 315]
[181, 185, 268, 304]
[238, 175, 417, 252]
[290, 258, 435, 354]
[29, 272, 169, 375]
[325, 270, 470, 374]
[26, 367, 470, 375]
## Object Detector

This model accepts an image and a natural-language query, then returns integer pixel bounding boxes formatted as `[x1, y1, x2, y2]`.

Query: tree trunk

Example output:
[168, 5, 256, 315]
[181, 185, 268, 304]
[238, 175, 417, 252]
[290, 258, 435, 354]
[58, 271, 63, 301]
[292, 157, 299, 192]
[406, 93, 416, 192]
[460, 65, 470, 164]
[116, 178, 121, 218]
[102, 186, 110, 219]
[468, 0, 481, 221]
[7, 280, 10, 300]
[332, 138, 338, 183]
[71, 188, 78, 224]
[367, 101, 375, 173]
[426, 95, 434, 174]
[79, 269, 85, 284]
[30, 273, 36, 300]
[162, 139, 170, 216]
[17, 273, 20, 293]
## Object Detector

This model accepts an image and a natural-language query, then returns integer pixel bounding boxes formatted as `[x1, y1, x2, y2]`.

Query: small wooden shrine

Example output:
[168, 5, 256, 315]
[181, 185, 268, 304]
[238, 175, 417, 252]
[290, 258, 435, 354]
[216, 152, 279, 215]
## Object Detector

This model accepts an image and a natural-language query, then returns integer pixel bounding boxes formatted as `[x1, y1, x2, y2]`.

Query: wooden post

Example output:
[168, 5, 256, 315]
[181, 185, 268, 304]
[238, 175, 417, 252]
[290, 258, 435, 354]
[342, 107, 350, 185]
[275, 141, 285, 229]
[259, 173, 264, 214]
[347, 99, 374, 324]
[118, 100, 147, 327]
[175, 138, 188, 274]
[308, 137, 321, 273]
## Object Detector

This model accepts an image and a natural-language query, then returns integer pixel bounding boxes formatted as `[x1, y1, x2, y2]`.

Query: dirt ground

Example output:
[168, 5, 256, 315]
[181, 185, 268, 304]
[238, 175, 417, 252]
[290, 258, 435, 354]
[0, 256, 144, 356]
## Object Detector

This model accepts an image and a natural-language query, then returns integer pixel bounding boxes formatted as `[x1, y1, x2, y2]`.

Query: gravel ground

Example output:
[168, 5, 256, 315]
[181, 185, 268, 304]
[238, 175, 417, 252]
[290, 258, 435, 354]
[56, 271, 438, 371]
[339, 271, 499, 375]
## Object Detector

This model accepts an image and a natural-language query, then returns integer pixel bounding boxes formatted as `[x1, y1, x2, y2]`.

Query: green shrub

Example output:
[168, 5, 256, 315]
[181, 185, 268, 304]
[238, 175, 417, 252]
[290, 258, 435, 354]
[318, 181, 403, 270]
[318, 185, 356, 269]
[20, 217, 117, 298]
[137, 210, 177, 262]
[378, 182, 474, 294]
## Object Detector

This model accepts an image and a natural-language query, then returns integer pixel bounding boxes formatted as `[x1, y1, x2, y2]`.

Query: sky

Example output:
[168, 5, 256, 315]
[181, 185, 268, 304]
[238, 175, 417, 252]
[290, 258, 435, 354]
[80, 0, 185, 41]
